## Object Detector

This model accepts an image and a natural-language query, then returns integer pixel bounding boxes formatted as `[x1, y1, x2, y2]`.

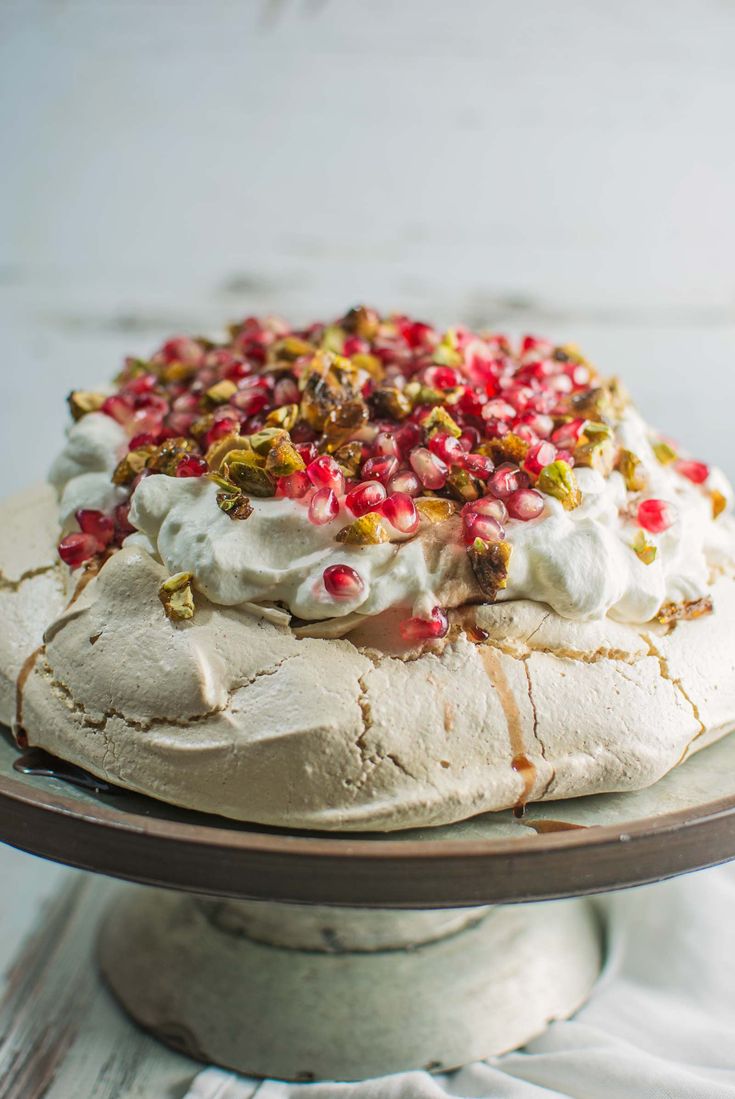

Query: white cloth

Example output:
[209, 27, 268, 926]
[186, 865, 735, 1099]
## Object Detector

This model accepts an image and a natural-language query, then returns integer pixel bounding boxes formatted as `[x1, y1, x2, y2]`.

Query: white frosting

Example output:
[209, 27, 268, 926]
[51, 407, 734, 626]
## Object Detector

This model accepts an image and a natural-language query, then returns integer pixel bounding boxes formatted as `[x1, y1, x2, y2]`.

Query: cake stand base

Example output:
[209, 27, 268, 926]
[98, 888, 603, 1082]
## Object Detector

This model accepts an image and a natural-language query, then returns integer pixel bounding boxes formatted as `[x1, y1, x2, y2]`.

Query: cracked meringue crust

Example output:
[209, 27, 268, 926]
[3, 484, 735, 831]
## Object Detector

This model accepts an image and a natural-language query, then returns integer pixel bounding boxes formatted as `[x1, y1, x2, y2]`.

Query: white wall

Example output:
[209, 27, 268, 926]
[1, 0, 734, 488]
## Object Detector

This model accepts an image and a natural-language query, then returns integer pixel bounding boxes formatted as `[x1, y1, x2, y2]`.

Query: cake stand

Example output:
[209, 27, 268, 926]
[2, 729, 735, 1083]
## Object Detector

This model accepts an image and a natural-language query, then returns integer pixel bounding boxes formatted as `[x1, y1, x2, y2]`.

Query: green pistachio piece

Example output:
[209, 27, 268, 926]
[67, 390, 107, 421]
[632, 529, 657, 565]
[652, 440, 678, 465]
[203, 379, 238, 406]
[223, 450, 276, 497]
[446, 465, 481, 502]
[265, 438, 306, 477]
[617, 449, 647, 493]
[336, 513, 390, 545]
[248, 427, 288, 456]
[370, 386, 412, 420]
[265, 403, 300, 432]
[537, 460, 582, 510]
[216, 491, 254, 520]
[423, 406, 461, 438]
[159, 572, 195, 621]
[467, 538, 512, 599]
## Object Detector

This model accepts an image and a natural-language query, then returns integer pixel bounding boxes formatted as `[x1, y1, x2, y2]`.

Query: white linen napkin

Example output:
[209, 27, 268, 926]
[186, 863, 735, 1099]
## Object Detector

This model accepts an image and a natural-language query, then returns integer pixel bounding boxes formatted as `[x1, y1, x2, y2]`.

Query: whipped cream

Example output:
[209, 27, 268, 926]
[50, 409, 734, 626]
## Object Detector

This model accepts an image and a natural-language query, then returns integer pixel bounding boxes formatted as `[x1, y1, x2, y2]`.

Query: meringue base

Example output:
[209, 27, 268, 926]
[98, 889, 602, 1080]
[4, 484, 735, 832]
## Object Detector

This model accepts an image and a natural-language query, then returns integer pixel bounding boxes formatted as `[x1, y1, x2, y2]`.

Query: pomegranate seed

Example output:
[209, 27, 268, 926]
[307, 455, 345, 495]
[675, 460, 710, 485]
[482, 399, 516, 423]
[460, 453, 494, 480]
[167, 411, 197, 436]
[423, 365, 461, 390]
[467, 496, 508, 523]
[346, 480, 387, 517]
[114, 502, 135, 535]
[323, 564, 365, 599]
[308, 487, 339, 525]
[361, 455, 399, 485]
[381, 493, 419, 534]
[76, 509, 115, 547]
[176, 456, 209, 478]
[551, 418, 586, 450]
[524, 441, 557, 477]
[555, 449, 576, 467]
[159, 337, 204, 366]
[398, 320, 435, 349]
[489, 463, 528, 499]
[428, 432, 463, 464]
[129, 432, 157, 450]
[231, 389, 269, 416]
[387, 470, 421, 497]
[374, 431, 401, 459]
[638, 499, 676, 534]
[58, 532, 99, 569]
[101, 394, 133, 425]
[127, 373, 158, 396]
[516, 411, 553, 439]
[343, 336, 369, 356]
[513, 424, 539, 446]
[278, 471, 311, 499]
[273, 377, 299, 406]
[459, 426, 481, 451]
[206, 418, 240, 448]
[409, 447, 448, 490]
[296, 442, 319, 465]
[394, 423, 421, 456]
[506, 488, 545, 521]
[462, 511, 505, 545]
[399, 606, 449, 643]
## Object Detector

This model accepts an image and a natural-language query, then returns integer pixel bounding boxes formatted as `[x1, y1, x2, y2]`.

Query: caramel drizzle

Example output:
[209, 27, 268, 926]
[520, 818, 587, 834]
[480, 647, 537, 812]
[13, 554, 108, 745]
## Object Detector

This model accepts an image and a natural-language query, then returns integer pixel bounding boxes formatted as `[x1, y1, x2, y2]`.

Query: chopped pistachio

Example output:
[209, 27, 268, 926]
[632, 529, 657, 565]
[446, 466, 481, 502]
[432, 329, 462, 367]
[300, 350, 362, 431]
[203, 379, 238, 406]
[468, 538, 512, 599]
[617, 448, 647, 493]
[147, 437, 198, 476]
[480, 433, 529, 467]
[265, 403, 300, 432]
[320, 326, 345, 354]
[581, 420, 613, 442]
[216, 491, 254, 520]
[423, 406, 461, 438]
[656, 596, 713, 626]
[271, 335, 315, 362]
[191, 413, 215, 440]
[652, 440, 678, 465]
[712, 489, 727, 519]
[322, 400, 369, 450]
[248, 427, 288, 456]
[537, 460, 582, 510]
[369, 386, 412, 420]
[223, 449, 275, 497]
[208, 470, 238, 491]
[332, 441, 364, 478]
[162, 361, 197, 384]
[112, 446, 155, 486]
[570, 377, 629, 420]
[415, 498, 458, 522]
[351, 352, 385, 382]
[205, 433, 252, 471]
[265, 438, 306, 477]
[336, 513, 390, 545]
[68, 390, 107, 421]
[159, 572, 195, 621]
[404, 381, 445, 407]
[342, 305, 379, 340]
[574, 436, 616, 476]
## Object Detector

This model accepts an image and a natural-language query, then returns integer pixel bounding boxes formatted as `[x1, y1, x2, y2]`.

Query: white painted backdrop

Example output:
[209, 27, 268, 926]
[0, 0, 734, 1082]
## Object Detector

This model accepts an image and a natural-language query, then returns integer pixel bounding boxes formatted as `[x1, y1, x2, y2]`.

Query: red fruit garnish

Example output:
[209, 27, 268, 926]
[373, 431, 401, 459]
[278, 471, 311, 499]
[387, 470, 421, 497]
[323, 564, 365, 599]
[551, 418, 586, 450]
[114, 503, 136, 539]
[409, 447, 448, 490]
[399, 606, 449, 643]
[465, 496, 508, 524]
[428, 432, 463, 464]
[308, 487, 339, 525]
[524, 441, 557, 477]
[675, 460, 710, 485]
[345, 480, 386, 517]
[462, 511, 505, 545]
[361, 455, 399, 485]
[176, 456, 209, 478]
[637, 498, 676, 534]
[489, 463, 528, 499]
[460, 453, 494, 480]
[307, 455, 345, 495]
[58, 532, 100, 569]
[506, 488, 545, 521]
[101, 394, 133, 425]
[76, 509, 115, 547]
[380, 493, 419, 534]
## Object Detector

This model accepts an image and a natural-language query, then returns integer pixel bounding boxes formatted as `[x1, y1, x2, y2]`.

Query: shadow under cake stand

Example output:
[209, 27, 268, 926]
[1, 731, 735, 1082]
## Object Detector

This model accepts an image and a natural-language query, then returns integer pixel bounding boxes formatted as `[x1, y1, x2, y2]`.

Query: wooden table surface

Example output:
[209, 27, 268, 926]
[1, 1, 735, 1094]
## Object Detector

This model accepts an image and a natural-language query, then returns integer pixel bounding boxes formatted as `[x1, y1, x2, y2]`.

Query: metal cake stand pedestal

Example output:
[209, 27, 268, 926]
[2, 731, 735, 1082]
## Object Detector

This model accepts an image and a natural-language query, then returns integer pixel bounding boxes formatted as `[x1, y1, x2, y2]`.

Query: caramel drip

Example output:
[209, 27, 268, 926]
[480, 647, 536, 810]
[521, 818, 587, 834]
[14, 645, 44, 745]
